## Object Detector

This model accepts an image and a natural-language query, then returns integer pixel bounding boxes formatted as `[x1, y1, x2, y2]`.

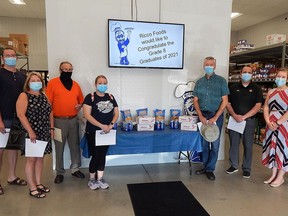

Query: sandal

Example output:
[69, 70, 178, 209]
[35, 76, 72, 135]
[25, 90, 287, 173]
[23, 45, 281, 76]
[36, 184, 50, 193]
[0, 185, 4, 195]
[8, 177, 27, 186]
[29, 189, 46, 198]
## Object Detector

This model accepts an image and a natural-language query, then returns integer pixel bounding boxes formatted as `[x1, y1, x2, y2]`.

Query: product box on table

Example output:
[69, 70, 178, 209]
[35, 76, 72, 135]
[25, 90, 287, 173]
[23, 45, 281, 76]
[136, 116, 155, 124]
[137, 124, 154, 131]
[121, 121, 133, 131]
[180, 122, 197, 131]
[179, 115, 199, 124]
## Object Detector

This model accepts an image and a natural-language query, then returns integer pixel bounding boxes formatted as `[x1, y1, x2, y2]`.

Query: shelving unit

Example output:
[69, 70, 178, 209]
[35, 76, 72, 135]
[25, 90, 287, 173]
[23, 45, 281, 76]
[229, 42, 288, 145]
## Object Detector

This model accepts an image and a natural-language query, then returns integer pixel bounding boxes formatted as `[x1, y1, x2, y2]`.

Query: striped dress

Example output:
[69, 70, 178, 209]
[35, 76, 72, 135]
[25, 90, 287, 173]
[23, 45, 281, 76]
[262, 88, 288, 171]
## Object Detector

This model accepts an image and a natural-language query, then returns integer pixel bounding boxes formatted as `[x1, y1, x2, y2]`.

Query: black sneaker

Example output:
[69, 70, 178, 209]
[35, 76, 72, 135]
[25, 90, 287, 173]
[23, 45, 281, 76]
[226, 166, 238, 174]
[243, 171, 250, 179]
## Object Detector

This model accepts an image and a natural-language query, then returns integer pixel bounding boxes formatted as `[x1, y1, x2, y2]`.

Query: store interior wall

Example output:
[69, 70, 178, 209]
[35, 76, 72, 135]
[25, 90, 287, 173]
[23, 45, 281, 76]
[0, 16, 47, 70]
[45, 0, 232, 167]
[231, 13, 288, 48]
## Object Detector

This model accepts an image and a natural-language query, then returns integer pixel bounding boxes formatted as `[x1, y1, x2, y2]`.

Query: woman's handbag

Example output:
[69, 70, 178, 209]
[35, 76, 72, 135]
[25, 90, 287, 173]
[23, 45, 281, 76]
[80, 134, 90, 158]
[6, 118, 26, 152]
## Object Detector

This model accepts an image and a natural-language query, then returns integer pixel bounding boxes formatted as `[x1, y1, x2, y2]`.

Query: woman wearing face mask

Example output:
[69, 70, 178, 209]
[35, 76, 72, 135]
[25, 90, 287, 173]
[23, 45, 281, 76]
[16, 72, 54, 198]
[262, 68, 288, 187]
[83, 75, 119, 190]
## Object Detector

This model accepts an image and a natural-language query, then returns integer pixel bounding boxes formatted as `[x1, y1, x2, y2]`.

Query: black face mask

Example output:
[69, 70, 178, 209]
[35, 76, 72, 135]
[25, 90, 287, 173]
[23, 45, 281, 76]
[60, 72, 73, 90]
[60, 71, 72, 81]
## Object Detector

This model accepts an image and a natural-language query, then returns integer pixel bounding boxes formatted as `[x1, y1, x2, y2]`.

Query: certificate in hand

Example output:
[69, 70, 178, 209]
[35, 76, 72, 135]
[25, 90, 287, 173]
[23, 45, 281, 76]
[0, 129, 10, 148]
[227, 116, 246, 134]
[25, 139, 48, 157]
[95, 130, 116, 146]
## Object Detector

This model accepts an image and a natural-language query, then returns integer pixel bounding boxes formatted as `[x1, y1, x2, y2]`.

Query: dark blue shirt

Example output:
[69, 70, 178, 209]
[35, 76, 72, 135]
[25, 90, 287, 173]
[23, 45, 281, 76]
[193, 74, 229, 112]
[0, 68, 26, 120]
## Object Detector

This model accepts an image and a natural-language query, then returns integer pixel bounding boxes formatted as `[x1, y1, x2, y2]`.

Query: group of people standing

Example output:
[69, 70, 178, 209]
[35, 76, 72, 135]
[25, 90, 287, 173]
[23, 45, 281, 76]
[0, 48, 287, 198]
[0, 47, 118, 197]
[194, 56, 288, 188]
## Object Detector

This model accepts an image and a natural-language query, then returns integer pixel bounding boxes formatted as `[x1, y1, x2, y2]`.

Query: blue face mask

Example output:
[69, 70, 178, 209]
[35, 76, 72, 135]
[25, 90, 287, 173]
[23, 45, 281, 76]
[275, 77, 287, 87]
[97, 84, 107, 93]
[241, 73, 252, 82]
[5, 57, 17, 67]
[29, 82, 42, 91]
[204, 66, 214, 75]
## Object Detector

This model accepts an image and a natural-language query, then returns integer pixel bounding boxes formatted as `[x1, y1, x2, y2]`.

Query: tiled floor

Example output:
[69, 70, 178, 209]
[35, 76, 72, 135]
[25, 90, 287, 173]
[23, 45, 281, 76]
[0, 141, 287, 216]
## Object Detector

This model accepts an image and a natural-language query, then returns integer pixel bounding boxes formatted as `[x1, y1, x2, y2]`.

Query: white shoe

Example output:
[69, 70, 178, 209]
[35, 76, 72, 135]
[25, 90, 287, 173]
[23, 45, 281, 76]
[98, 178, 109, 189]
[88, 179, 100, 190]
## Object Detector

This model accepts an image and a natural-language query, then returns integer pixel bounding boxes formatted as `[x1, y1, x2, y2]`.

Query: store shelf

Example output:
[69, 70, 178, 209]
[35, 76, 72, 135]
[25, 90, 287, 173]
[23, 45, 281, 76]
[230, 42, 288, 67]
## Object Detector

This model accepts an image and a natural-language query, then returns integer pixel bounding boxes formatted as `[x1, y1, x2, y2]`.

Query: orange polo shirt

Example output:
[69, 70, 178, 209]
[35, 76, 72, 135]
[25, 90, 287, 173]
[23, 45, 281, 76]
[46, 77, 84, 117]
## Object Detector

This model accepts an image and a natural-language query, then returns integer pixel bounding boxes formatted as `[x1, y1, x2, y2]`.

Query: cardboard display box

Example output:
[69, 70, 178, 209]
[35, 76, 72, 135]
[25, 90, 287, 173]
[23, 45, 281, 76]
[180, 122, 198, 131]
[9, 34, 29, 45]
[136, 116, 155, 125]
[137, 124, 154, 131]
[179, 115, 199, 124]
[0, 37, 18, 50]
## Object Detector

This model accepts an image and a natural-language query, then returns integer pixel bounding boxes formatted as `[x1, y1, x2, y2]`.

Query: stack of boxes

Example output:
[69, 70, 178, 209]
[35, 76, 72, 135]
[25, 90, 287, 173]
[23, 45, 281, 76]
[179, 115, 198, 131]
[0, 33, 29, 56]
[136, 116, 155, 131]
[9, 34, 29, 55]
[266, 34, 286, 45]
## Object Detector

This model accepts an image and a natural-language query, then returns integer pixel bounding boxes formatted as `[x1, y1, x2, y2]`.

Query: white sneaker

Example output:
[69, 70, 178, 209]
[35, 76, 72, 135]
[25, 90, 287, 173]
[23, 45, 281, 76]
[98, 178, 109, 189]
[88, 179, 99, 190]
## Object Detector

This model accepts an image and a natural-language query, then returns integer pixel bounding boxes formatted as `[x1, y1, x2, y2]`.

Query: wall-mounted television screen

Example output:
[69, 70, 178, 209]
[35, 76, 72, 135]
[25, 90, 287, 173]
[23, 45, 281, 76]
[108, 19, 185, 69]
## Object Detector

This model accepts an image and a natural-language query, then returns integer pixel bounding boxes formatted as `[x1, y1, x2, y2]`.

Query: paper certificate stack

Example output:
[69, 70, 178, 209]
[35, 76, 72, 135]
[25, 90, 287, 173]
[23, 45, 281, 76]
[227, 116, 246, 134]
[95, 130, 116, 146]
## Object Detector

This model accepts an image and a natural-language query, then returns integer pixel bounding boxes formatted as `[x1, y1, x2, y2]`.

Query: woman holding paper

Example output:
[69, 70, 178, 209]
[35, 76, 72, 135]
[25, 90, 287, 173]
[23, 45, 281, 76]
[16, 72, 54, 198]
[262, 68, 288, 187]
[83, 75, 119, 190]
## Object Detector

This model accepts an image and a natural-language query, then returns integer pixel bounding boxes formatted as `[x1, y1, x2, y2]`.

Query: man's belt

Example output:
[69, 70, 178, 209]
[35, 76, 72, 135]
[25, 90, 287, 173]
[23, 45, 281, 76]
[54, 115, 77, 119]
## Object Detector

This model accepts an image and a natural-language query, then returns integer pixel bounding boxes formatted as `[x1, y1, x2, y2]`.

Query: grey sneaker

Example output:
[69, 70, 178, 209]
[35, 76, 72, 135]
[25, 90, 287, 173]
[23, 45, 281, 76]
[98, 178, 109, 189]
[88, 179, 100, 190]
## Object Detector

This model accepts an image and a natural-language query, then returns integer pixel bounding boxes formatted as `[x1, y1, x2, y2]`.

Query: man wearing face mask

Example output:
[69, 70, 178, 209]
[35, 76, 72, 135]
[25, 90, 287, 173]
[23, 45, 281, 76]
[0, 48, 27, 195]
[226, 65, 263, 179]
[46, 61, 85, 184]
[193, 56, 229, 180]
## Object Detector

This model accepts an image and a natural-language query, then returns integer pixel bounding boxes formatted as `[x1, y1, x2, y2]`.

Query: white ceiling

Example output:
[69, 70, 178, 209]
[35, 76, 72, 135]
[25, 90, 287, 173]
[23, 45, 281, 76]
[0, 0, 288, 32]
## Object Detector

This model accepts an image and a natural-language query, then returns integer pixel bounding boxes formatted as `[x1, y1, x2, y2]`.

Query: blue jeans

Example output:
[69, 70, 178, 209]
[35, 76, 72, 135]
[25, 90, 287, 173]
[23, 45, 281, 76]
[201, 113, 224, 172]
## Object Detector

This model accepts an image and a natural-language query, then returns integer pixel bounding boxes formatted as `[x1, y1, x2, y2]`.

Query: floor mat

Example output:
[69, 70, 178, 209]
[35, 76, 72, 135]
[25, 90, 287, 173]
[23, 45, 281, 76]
[127, 181, 210, 216]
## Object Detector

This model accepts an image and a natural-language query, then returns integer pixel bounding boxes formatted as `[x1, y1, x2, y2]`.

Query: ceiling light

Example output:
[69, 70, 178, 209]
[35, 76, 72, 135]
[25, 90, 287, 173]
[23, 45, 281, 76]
[231, 12, 242, 19]
[9, 0, 26, 5]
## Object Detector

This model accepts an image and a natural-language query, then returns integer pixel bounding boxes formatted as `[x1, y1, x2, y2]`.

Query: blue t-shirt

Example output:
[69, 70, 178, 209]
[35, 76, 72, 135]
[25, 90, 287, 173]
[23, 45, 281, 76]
[193, 74, 229, 112]
[83, 92, 118, 132]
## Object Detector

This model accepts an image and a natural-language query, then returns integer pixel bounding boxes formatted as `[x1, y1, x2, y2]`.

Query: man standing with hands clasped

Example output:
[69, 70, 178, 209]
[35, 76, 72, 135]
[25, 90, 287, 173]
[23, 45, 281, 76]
[46, 61, 85, 184]
[226, 65, 263, 179]
[193, 56, 229, 180]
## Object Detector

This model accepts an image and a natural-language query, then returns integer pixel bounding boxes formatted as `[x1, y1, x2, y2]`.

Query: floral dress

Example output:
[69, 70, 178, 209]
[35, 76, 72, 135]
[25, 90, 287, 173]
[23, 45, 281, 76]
[262, 88, 288, 171]
[23, 92, 52, 154]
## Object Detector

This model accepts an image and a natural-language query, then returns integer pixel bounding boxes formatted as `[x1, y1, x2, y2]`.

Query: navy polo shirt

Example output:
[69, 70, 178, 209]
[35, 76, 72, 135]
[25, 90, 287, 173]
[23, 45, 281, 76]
[228, 81, 263, 116]
[0, 68, 26, 120]
[193, 73, 229, 112]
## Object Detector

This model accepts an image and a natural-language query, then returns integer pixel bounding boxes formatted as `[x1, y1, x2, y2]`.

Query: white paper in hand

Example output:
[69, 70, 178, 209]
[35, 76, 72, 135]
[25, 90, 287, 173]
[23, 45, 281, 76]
[227, 116, 246, 134]
[25, 139, 48, 157]
[95, 130, 116, 146]
[0, 129, 10, 148]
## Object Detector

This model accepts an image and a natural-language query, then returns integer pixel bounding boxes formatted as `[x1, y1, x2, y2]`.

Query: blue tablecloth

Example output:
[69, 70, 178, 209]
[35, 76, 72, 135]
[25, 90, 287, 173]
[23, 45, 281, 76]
[107, 127, 202, 155]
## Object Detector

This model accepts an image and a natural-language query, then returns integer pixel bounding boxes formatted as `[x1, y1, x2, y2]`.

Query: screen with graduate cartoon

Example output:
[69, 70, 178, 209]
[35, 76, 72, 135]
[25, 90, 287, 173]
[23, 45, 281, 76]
[108, 19, 185, 69]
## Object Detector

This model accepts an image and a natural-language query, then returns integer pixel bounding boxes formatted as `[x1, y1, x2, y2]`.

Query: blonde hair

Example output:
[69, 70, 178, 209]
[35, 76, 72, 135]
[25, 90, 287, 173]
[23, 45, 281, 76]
[23, 72, 45, 93]
[95, 75, 108, 85]
[277, 68, 288, 75]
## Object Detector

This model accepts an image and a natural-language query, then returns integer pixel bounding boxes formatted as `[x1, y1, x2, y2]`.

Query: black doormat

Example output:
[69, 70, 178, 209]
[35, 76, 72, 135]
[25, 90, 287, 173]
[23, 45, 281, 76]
[127, 181, 210, 216]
